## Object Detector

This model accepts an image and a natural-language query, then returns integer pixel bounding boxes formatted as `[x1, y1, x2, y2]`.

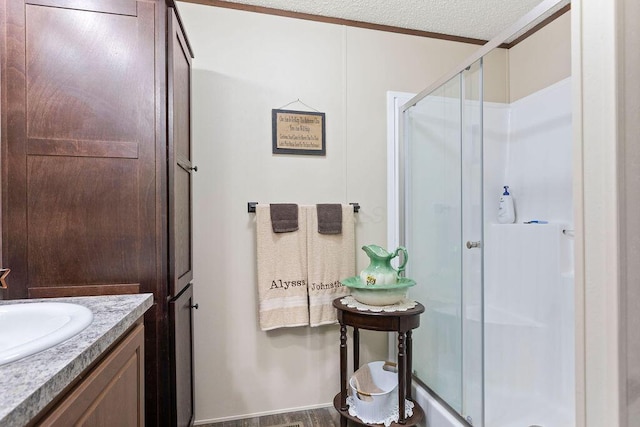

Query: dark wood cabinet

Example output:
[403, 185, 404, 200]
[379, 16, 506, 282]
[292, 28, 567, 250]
[168, 6, 196, 427]
[168, 5, 194, 298]
[170, 282, 195, 427]
[0, 1, 195, 425]
[36, 323, 146, 427]
[2, 0, 156, 300]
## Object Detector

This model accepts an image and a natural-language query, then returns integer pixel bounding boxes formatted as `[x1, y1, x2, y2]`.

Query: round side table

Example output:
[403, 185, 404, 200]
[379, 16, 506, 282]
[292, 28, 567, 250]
[332, 297, 425, 426]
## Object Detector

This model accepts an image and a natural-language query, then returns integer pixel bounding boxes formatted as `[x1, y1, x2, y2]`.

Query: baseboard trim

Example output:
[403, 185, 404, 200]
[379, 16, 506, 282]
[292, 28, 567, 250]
[194, 402, 333, 425]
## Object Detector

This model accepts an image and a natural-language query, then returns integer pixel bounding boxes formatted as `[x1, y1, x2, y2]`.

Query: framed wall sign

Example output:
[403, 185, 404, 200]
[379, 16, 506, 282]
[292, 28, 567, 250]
[272, 109, 326, 155]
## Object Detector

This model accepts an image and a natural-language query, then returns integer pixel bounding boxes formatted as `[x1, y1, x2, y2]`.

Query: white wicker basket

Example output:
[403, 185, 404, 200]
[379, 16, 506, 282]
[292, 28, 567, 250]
[348, 361, 398, 423]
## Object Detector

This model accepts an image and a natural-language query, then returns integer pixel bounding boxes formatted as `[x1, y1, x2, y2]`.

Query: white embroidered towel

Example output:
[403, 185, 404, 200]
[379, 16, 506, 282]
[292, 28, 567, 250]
[256, 204, 309, 331]
[307, 204, 355, 326]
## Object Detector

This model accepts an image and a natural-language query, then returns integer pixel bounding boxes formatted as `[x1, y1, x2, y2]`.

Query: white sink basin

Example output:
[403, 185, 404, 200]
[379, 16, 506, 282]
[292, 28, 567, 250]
[0, 302, 93, 366]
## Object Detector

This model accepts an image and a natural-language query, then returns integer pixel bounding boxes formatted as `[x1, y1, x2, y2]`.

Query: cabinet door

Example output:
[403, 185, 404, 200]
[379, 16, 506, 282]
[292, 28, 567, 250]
[37, 323, 145, 426]
[170, 282, 195, 427]
[168, 7, 194, 298]
[1, 0, 156, 299]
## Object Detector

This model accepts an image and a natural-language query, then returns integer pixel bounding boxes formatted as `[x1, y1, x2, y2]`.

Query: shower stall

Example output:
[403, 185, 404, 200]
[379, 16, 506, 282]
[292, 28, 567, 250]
[398, 1, 574, 426]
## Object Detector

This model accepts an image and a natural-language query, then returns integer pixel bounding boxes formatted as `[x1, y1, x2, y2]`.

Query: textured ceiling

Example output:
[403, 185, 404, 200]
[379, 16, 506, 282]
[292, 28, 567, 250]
[214, 0, 549, 41]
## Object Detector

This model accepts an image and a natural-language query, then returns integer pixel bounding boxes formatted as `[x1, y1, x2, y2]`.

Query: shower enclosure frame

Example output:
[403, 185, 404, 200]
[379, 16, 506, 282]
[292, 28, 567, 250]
[395, 0, 571, 426]
[400, 0, 568, 117]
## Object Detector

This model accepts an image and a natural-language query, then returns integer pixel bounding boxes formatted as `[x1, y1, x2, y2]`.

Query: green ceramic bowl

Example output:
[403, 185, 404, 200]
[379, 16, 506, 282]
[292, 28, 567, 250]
[341, 276, 416, 306]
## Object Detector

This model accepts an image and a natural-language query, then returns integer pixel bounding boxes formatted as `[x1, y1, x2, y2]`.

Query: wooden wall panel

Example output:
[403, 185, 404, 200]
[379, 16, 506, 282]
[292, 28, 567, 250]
[25, 5, 141, 144]
[175, 168, 191, 282]
[170, 283, 194, 427]
[29, 283, 140, 298]
[174, 39, 191, 161]
[25, 0, 137, 16]
[168, 7, 193, 298]
[26, 156, 140, 286]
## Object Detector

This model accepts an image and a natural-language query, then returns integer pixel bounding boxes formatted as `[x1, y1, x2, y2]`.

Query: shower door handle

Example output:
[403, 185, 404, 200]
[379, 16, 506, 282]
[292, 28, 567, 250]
[466, 241, 481, 249]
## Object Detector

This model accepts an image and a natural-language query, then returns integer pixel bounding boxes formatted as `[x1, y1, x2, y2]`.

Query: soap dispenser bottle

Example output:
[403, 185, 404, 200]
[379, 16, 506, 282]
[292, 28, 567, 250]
[497, 186, 515, 224]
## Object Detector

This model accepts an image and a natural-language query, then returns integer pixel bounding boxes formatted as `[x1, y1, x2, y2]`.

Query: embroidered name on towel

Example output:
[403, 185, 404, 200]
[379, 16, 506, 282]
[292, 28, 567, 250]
[310, 280, 344, 291]
[270, 279, 307, 290]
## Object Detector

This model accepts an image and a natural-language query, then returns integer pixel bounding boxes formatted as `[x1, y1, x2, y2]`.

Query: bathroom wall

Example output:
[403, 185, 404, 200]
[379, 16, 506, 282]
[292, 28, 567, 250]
[176, 2, 481, 423]
[508, 11, 571, 102]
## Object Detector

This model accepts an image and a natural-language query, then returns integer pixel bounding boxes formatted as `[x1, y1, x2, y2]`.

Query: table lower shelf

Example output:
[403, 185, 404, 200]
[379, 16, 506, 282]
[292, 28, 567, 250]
[332, 393, 425, 427]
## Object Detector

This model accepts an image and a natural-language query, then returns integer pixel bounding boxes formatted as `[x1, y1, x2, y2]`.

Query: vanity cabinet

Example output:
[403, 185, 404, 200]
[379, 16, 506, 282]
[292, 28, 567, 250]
[36, 323, 145, 427]
[0, 0, 195, 425]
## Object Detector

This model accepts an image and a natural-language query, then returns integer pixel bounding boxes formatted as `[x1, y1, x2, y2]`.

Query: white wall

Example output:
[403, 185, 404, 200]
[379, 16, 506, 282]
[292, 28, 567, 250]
[508, 11, 571, 102]
[176, 2, 480, 422]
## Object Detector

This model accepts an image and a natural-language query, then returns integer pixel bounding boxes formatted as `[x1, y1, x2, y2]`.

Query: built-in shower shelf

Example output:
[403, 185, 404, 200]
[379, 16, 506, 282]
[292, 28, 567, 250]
[489, 222, 567, 227]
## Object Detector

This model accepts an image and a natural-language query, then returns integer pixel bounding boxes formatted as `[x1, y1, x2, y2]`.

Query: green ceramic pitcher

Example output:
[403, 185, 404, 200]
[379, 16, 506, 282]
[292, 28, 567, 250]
[359, 245, 408, 285]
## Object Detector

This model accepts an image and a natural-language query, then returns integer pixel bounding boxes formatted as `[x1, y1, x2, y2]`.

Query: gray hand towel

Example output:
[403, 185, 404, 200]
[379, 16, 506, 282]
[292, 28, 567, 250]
[270, 203, 299, 233]
[316, 204, 342, 234]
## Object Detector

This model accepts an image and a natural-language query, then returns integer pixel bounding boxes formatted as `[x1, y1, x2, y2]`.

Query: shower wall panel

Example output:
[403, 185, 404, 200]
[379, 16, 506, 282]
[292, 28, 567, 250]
[484, 223, 574, 427]
[483, 76, 574, 427]
[503, 77, 573, 225]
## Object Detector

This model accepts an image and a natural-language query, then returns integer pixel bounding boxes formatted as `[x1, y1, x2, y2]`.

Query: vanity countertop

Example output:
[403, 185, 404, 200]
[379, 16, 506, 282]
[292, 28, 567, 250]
[0, 293, 153, 427]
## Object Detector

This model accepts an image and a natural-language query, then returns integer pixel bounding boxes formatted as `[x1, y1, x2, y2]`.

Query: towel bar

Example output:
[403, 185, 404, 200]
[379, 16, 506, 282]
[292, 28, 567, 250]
[247, 202, 360, 213]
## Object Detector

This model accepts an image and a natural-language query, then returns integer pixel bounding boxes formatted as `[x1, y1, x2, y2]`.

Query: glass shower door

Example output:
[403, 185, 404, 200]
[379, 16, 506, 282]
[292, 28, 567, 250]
[404, 73, 463, 411]
[461, 59, 483, 426]
[403, 58, 483, 425]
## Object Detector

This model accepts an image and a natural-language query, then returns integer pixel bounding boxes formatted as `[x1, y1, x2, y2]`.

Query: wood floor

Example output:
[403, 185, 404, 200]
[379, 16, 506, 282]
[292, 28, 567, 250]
[200, 406, 356, 427]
